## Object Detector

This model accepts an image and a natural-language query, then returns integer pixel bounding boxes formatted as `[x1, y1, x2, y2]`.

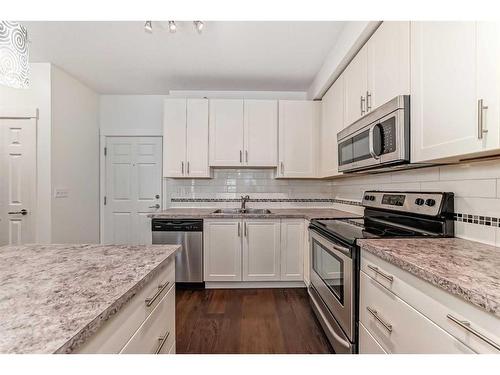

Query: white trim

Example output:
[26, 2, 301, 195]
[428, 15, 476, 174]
[99, 129, 161, 137]
[205, 281, 306, 289]
[99, 134, 163, 244]
[0, 107, 38, 119]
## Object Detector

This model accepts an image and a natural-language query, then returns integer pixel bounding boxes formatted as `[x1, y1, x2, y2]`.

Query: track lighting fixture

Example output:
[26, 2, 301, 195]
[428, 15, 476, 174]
[193, 21, 204, 34]
[144, 21, 153, 33]
[168, 21, 177, 33]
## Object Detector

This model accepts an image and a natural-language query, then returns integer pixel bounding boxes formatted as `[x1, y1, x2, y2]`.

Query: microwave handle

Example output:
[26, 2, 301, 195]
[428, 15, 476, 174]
[369, 123, 382, 160]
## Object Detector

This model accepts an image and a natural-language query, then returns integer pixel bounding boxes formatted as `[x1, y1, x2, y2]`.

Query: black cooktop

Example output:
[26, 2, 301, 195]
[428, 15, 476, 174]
[310, 217, 434, 246]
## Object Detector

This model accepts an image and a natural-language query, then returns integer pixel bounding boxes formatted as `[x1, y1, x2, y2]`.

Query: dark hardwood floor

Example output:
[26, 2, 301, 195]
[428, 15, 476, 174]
[175, 287, 333, 354]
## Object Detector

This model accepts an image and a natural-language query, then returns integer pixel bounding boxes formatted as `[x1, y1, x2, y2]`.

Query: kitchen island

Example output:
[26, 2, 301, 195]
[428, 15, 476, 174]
[0, 244, 179, 354]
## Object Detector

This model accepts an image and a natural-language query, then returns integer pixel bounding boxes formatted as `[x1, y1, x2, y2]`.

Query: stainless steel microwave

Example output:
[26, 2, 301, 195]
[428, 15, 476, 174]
[337, 95, 410, 173]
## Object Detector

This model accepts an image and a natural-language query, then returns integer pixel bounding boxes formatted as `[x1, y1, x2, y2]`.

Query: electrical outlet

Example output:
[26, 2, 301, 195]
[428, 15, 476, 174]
[54, 189, 69, 199]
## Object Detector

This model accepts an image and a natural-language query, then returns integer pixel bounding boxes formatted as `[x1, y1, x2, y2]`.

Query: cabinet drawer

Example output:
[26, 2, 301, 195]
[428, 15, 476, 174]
[359, 322, 386, 354]
[75, 256, 175, 353]
[362, 250, 500, 353]
[360, 271, 473, 353]
[121, 285, 175, 354]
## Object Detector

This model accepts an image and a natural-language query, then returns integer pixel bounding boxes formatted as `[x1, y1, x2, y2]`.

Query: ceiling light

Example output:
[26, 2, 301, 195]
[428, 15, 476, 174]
[193, 21, 204, 34]
[0, 21, 30, 89]
[144, 21, 153, 33]
[168, 21, 177, 33]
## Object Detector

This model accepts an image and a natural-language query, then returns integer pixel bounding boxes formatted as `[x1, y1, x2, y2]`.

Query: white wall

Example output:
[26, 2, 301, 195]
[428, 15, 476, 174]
[50, 65, 100, 243]
[0, 63, 52, 243]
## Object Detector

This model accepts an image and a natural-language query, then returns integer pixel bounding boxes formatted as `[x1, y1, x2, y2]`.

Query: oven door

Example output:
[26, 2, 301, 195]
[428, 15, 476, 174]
[309, 229, 354, 341]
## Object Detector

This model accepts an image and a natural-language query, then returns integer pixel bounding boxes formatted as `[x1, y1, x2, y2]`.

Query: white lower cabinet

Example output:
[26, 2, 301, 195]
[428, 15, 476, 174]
[359, 322, 386, 354]
[204, 219, 242, 281]
[243, 219, 281, 281]
[360, 250, 500, 354]
[280, 219, 304, 281]
[204, 218, 305, 283]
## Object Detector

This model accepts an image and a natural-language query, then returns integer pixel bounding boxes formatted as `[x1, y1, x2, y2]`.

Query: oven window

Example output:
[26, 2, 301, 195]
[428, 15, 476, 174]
[338, 139, 353, 166]
[352, 130, 371, 162]
[312, 239, 344, 305]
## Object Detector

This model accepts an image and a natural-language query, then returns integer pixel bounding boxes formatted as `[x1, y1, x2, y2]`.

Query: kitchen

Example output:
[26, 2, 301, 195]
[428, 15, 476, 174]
[1, 1, 500, 372]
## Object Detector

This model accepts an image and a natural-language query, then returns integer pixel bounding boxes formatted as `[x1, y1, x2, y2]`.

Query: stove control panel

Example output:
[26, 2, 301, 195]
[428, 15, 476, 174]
[362, 191, 450, 216]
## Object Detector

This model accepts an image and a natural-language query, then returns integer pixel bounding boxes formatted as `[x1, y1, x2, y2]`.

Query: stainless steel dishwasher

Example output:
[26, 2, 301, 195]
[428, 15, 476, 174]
[151, 218, 204, 287]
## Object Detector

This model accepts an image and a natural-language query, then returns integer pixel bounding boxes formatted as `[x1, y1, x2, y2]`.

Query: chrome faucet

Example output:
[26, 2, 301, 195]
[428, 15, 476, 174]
[240, 195, 250, 211]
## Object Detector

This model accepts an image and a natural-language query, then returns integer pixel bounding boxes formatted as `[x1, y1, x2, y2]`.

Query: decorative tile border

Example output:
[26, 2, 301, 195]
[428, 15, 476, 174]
[170, 197, 362, 205]
[454, 213, 500, 227]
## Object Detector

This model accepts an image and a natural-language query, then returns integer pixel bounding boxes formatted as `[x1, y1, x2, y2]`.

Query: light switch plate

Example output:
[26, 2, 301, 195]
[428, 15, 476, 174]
[54, 189, 69, 199]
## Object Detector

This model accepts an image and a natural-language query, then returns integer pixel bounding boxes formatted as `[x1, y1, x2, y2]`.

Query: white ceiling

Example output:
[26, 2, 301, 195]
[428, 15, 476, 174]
[24, 21, 345, 94]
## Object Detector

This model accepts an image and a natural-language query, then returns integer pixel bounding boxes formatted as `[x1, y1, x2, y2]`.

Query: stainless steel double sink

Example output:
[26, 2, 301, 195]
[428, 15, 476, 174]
[211, 208, 272, 215]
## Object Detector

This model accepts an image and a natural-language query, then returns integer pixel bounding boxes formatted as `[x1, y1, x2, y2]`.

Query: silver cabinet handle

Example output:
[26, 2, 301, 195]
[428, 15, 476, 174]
[366, 91, 372, 112]
[360, 96, 366, 116]
[8, 209, 28, 215]
[145, 281, 171, 307]
[245, 150, 248, 163]
[244, 222, 247, 237]
[447, 314, 500, 351]
[238, 222, 241, 237]
[280, 161, 284, 175]
[187, 161, 190, 174]
[367, 264, 394, 283]
[239, 150, 242, 163]
[155, 330, 171, 354]
[478, 99, 489, 139]
[367, 306, 393, 333]
[181, 161, 184, 174]
[149, 204, 160, 209]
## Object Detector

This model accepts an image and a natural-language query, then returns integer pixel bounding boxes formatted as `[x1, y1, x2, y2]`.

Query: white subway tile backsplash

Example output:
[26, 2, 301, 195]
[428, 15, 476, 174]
[391, 166, 440, 182]
[439, 160, 500, 181]
[455, 221, 496, 246]
[420, 179, 497, 198]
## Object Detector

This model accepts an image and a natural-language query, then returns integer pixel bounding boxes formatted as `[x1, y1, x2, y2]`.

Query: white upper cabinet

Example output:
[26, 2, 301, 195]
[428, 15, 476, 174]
[163, 99, 187, 178]
[186, 99, 210, 177]
[278, 100, 320, 178]
[163, 98, 209, 178]
[343, 44, 368, 128]
[411, 22, 500, 163]
[243, 100, 278, 166]
[319, 75, 344, 178]
[367, 21, 410, 109]
[209, 99, 245, 166]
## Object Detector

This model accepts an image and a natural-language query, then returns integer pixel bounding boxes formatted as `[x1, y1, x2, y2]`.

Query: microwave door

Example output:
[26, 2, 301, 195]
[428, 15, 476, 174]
[351, 129, 381, 170]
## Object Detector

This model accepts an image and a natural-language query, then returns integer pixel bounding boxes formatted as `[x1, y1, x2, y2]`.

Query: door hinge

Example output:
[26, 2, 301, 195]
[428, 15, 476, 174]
[104, 196, 107, 205]
[104, 147, 107, 156]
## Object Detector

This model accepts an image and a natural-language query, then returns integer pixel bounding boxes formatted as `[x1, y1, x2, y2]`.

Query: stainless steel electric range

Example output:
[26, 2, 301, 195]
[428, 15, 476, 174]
[308, 191, 455, 353]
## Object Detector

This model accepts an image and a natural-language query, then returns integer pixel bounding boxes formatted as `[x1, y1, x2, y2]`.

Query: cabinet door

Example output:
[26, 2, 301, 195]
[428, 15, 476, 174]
[343, 44, 368, 128]
[319, 76, 343, 178]
[367, 21, 410, 109]
[278, 100, 319, 178]
[477, 21, 500, 151]
[209, 99, 244, 166]
[411, 22, 481, 162]
[243, 100, 278, 167]
[163, 99, 186, 177]
[186, 99, 210, 177]
[280, 220, 304, 281]
[204, 219, 242, 281]
[242, 219, 281, 281]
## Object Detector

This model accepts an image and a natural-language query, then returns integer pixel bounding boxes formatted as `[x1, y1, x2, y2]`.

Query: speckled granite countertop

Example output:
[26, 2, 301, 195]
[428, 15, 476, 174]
[358, 238, 500, 318]
[149, 207, 360, 220]
[0, 244, 180, 354]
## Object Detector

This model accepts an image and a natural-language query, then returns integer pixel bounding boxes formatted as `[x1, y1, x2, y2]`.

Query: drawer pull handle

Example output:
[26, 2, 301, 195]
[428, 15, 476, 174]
[367, 265, 394, 283]
[367, 306, 393, 333]
[145, 281, 171, 307]
[155, 330, 171, 354]
[447, 314, 500, 351]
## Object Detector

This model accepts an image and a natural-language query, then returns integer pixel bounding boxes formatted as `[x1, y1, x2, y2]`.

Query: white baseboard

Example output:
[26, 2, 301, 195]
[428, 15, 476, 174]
[205, 281, 305, 289]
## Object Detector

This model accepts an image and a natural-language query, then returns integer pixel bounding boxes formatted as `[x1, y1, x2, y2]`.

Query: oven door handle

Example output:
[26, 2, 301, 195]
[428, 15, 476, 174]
[310, 229, 351, 258]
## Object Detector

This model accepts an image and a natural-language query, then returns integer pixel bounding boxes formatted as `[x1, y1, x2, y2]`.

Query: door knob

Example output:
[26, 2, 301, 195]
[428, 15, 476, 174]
[149, 204, 160, 209]
[8, 209, 28, 216]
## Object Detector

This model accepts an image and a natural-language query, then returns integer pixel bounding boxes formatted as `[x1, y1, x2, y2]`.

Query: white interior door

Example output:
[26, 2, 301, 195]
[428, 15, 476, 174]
[0, 117, 36, 246]
[104, 136, 162, 245]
